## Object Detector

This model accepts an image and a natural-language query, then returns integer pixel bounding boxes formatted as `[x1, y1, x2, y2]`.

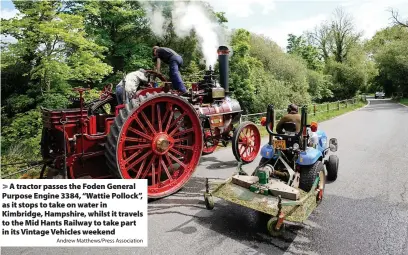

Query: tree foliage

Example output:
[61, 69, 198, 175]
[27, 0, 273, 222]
[365, 25, 408, 95]
[1, 0, 112, 93]
[287, 34, 323, 71]
[307, 7, 362, 63]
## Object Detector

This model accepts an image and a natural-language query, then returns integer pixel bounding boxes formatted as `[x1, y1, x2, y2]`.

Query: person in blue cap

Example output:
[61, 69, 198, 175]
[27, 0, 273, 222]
[152, 46, 187, 93]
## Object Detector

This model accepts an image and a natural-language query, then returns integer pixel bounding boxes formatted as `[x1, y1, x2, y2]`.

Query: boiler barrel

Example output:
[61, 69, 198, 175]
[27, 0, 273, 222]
[217, 46, 229, 93]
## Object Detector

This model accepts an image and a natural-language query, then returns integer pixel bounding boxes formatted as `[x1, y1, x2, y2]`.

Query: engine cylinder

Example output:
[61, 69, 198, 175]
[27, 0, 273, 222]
[198, 98, 241, 129]
[198, 98, 241, 117]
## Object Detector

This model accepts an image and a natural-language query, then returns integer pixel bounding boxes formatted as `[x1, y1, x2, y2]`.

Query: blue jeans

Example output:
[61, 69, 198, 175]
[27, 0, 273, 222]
[169, 55, 187, 93]
[116, 84, 129, 104]
[116, 85, 123, 104]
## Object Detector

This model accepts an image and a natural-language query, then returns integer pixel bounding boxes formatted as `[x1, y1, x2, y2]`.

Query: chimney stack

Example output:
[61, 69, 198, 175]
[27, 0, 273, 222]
[217, 46, 229, 93]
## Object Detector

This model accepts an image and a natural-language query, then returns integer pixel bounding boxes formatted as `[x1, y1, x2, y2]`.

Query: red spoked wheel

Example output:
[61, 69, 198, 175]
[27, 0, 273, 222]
[202, 128, 220, 155]
[232, 121, 261, 164]
[105, 92, 203, 199]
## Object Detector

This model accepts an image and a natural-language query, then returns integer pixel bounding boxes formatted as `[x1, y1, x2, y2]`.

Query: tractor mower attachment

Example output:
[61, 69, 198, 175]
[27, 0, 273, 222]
[203, 104, 334, 237]
[203, 165, 322, 237]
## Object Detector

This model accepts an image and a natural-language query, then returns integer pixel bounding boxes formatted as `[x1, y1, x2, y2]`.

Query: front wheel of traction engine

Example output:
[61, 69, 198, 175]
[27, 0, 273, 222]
[232, 121, 261, 164]
[105, 92, 204, 199]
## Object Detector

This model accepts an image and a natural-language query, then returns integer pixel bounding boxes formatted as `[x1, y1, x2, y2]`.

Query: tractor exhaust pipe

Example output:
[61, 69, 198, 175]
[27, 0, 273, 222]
[217, 46, 229, 93]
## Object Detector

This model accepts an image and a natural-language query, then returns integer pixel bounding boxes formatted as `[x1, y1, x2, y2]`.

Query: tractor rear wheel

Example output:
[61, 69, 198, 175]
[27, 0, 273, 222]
[299, 161, 325, 192]
[105, 92, 203, 199]
[232, 121, 261, 164]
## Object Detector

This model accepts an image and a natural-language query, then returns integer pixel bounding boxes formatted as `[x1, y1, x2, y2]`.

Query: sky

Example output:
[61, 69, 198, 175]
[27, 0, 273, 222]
[206, 0, 408, 49]
[1, 0, 408, 50]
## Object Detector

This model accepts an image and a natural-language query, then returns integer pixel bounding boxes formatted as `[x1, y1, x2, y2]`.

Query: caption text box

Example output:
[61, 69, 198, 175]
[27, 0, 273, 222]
[0, 179, 148, 247]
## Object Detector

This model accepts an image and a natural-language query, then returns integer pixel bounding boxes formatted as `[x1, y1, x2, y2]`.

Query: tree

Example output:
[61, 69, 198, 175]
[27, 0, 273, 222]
[287, 33, 323, 71]
[307, 7, 362, 63]
[249, 33, 311, 105]
[307, 23, 332, 61]
[330, 8, 362, 63]
[366, 25, 408, 95]
[390, 8, 408, 28]
[214, 12, 228, 24]
[72, 0, 154, 73]
[1, 0, 112, 93]
[228, 29, 259, 113]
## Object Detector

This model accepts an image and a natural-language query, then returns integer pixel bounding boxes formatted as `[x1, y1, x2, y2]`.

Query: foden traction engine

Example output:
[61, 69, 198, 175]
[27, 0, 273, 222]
[40, 46, 261, 199]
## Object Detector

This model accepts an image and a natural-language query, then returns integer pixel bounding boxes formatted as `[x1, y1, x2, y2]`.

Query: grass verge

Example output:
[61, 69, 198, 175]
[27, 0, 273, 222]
[398, 98, 408, 106]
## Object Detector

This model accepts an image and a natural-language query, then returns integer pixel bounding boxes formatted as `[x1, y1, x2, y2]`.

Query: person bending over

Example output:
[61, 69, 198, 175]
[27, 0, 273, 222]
[115, 69, 148, 104]
[152, 46, 187, 93]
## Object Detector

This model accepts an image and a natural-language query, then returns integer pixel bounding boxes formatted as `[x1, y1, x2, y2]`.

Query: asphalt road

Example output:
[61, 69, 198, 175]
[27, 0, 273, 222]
[2, 98, 408, 255]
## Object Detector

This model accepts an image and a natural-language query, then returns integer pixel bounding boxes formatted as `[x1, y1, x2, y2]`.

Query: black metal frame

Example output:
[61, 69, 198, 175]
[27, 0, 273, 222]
[265, 104, 309, 150]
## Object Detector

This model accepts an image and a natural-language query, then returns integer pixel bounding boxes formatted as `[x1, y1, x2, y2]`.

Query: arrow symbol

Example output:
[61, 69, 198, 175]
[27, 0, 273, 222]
[2, 184, 8, 189]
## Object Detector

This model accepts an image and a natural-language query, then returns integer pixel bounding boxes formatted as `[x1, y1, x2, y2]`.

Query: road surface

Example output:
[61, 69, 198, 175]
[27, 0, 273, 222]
[2, 98, 408, 255]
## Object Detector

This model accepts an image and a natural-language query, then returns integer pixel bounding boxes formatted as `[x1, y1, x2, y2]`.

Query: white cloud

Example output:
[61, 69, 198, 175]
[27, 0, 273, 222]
[250, 14, 328, 50]
[1, 8, 19, 19]
[245, 0, 408, 50]
[1, 34, 17, 44]
[343, 0, 408, 40]
[1, 8, 20, 44]
[206, 0, 276, 18]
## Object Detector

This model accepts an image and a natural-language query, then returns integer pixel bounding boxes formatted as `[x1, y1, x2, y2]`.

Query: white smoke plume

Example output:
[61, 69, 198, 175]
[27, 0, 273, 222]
[148, 8, 168, 38]
[141, 0, 229, 69]
[140, 2, 168, 38]
[171, 1, 220, 69]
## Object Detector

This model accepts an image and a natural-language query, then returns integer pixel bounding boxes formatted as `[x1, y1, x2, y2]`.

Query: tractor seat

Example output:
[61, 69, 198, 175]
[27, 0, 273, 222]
[281, 122, 297, 134]
[281, 122, 299, 148]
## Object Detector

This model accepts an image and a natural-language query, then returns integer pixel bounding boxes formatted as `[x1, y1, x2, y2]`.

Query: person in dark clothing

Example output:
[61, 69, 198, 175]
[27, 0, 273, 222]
[152, 46, 187, 93]
[276, 104, 301, 134]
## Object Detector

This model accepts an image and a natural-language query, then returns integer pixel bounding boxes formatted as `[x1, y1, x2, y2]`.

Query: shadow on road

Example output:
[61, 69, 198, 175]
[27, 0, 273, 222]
[200, 156, 239, 170]
[148, 175, 408, 255]
[148, 177, 314, 254]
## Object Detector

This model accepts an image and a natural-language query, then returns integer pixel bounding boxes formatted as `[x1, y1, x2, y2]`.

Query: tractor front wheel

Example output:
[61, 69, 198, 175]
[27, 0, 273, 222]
[105, 92, 203, 199]
[232, 121, 261, 164]
[326, 155, 339, 181]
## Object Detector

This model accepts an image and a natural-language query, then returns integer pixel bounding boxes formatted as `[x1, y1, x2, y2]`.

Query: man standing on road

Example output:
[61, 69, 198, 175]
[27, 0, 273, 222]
[152, 46, 187, 93]
[276, 103, 301, 134]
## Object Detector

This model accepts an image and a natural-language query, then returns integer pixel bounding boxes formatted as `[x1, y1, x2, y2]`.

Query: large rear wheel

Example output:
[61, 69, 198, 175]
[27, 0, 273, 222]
[105, 92, 203, 199]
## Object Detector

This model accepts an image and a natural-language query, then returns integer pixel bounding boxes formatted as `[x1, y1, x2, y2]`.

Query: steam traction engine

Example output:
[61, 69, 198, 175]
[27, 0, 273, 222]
[40, 46, 261, 199]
